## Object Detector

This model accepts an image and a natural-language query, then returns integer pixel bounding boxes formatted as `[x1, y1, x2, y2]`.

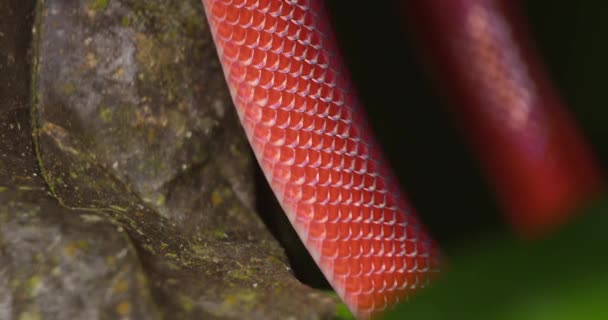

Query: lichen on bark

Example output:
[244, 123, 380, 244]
[0, 0, 341, 319]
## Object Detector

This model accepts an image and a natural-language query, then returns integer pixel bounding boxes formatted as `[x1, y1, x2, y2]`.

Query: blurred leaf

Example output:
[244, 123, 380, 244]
[335, 303, 355, 320]
[384, 196, 608, 320]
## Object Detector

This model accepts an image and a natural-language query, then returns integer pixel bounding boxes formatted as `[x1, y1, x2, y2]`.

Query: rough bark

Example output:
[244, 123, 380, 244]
[0, 0, 340, 319]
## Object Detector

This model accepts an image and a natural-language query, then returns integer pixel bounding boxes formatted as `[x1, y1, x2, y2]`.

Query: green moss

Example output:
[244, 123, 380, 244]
[229, 272, 250, 281]
[51, 267, 61, 277]
[213, 229, 228, 239]
[62, 82, 76, 95]
[179, 295, 195, 312]
[121, 15, 131, 27]
[141, 244, 156, 255]
[26, 275, 42, 296]
[235, 290, 257, 303]
[155, 194, 166, 206]
[228, 265, 254, 281]
[0, 186, 7, 192]
[220, 290, 258, 313]
[76, 239, 89, 249]
[89, 0, 109, 11]
[105, 255, 117, 268]
[116, 301, 131, 316]
[18, 309, 41, 320]
[109, 205, 127, 212]
[210, 190, 223, 207]
[99, 106, 113, 123]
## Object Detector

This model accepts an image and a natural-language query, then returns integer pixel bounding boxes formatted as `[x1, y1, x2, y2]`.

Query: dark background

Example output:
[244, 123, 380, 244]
[256, 2, 608, 288]
[323, 1, 608, 251]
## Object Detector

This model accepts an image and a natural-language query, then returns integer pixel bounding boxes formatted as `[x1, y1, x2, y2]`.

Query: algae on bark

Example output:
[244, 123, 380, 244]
[0, 0, 343, 319]
[0, 2, 158, 315]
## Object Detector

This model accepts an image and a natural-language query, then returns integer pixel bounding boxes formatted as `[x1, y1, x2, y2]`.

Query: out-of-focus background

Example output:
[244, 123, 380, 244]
[264, 1, 608, 293]
[324, 1, 608, 253]
[319, 2, 608, 319]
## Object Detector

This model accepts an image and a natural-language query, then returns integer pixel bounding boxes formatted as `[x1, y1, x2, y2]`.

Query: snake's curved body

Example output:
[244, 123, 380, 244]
[202, 0, 439, 317]
[406, 0, 603, 236]
[201, 0, 602, 318]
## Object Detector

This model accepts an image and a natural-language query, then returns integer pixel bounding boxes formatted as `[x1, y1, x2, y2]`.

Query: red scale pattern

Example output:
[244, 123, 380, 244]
[202, 0, 440, 317]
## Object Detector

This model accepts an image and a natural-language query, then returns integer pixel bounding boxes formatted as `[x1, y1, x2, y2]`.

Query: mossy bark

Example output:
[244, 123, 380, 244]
[0, 0, 340, 319]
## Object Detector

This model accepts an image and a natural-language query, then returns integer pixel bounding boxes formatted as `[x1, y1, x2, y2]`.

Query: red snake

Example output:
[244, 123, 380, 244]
[201, 0, 603, 318]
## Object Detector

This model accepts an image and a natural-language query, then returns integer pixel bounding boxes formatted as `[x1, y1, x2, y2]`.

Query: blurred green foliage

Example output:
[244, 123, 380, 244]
[384, 196, 608, 319]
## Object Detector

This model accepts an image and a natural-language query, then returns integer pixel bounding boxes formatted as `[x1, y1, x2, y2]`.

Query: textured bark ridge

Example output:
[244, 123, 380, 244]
[0, 0, 339, 319]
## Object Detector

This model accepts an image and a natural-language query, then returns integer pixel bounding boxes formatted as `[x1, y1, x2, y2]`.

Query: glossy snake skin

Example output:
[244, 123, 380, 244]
[201, 0, 603, 318]
[201, 0, 439, 317]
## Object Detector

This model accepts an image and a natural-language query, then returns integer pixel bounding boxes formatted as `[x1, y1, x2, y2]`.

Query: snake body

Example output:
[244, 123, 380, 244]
[406, 0, 603, 236]
[201, 0, 439, 317]
[201, 0, 602, 318]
